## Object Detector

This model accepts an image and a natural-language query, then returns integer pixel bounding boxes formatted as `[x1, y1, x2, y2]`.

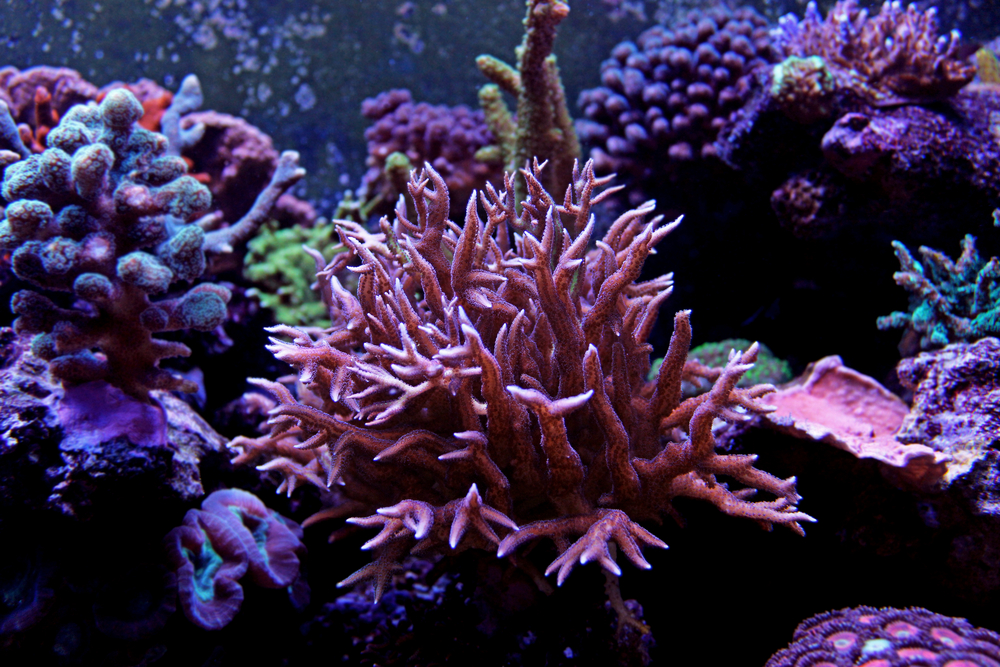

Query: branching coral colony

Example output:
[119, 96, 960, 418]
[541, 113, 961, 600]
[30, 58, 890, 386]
[0, 88, 304, 401]
[229, 160, 813, 602]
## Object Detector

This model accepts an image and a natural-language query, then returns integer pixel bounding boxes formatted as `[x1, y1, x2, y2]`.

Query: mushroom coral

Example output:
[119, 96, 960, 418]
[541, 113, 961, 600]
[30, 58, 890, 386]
[165, 508, 248, 631]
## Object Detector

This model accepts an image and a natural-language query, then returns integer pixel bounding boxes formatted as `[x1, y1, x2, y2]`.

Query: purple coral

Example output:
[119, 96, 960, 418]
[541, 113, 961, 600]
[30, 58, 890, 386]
[201, 488, 305, 589]
[228, 160, 812, 602]
[358, 89, 499, 214]
[165, 508, 249, 631]
[766, 606, 1000, 666]
[165, 489, 306, 630]
[773, 1, 975, 104]
[576, 4, 777, 182]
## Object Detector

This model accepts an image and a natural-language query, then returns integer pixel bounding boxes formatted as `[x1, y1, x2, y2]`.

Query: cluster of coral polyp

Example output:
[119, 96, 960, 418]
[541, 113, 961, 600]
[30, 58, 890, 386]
[230, 160, 812, 597]
[766, 606, 1000, 666]
[0, 89, 230, 399]
[358, 89, 499, 212]
[576, 4, 776, 179]
[773, 0, 975, 104]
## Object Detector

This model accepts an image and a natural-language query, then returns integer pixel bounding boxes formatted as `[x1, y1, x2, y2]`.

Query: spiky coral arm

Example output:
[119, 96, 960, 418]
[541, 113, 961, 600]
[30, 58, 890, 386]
[230, 160, 810, 599]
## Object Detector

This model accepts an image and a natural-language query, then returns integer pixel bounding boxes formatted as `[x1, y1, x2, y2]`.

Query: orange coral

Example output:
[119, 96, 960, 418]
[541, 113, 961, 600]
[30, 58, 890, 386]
[229, 160, 812, 598]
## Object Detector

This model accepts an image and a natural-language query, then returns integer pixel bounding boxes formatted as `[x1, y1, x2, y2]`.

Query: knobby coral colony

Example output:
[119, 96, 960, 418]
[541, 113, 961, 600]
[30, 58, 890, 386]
[229, 159, 814, 601]
[0, 88, 304, 401]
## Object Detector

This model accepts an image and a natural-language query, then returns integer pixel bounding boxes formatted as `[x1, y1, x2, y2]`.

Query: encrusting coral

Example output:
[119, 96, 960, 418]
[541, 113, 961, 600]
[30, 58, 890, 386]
[0, 88, 304, 401]
[766, 605, 1000, 666]
[228, 158, 813, 601]
[878, 235, 1000, 351]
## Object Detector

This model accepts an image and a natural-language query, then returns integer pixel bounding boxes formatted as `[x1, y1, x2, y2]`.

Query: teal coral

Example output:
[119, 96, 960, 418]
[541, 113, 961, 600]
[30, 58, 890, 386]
[877, 235, 1000, 351]
[0, 88, 304, 400]
[244, 219, 341, 327]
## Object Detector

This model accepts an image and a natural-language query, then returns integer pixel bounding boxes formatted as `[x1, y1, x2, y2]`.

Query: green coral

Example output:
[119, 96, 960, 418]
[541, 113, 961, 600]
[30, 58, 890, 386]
[244, 220, 342, 327]
[475, 0, 580, 205]
[770, 55, 836, 124]
[877, 235, 1000, 351]
[649, 339, 792, 396]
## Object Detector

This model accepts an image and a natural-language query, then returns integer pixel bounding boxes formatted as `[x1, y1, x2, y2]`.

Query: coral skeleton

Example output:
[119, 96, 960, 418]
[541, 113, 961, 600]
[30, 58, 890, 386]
[229, 159, 812, 599]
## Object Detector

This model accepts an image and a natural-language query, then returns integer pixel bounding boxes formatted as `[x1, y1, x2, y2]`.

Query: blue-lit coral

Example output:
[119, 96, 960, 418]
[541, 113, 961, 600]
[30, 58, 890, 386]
[0, 88, 304, 401]
[164, 488, 305, 630]
[878, 235, 1000, 351]
[772, 0, 975, 105]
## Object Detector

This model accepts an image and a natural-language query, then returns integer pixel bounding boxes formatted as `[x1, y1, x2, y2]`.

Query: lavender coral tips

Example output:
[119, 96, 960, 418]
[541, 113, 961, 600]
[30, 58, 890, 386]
[229, 160, 812, 601]
[766, 606, 1000, 666]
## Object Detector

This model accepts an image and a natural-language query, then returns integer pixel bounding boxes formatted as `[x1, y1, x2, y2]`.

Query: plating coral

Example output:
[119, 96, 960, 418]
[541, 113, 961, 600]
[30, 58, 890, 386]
[229, 159, 812, 599]
[877, 235, 1000, 351]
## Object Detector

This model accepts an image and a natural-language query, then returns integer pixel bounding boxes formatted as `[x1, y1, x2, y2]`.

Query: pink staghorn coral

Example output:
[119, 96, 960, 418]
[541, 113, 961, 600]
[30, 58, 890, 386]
[228, 160, 812, 599]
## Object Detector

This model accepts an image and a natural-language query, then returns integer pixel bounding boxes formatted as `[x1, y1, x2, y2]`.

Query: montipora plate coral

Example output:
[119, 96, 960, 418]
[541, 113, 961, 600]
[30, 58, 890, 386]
[229, 159, 813, 599]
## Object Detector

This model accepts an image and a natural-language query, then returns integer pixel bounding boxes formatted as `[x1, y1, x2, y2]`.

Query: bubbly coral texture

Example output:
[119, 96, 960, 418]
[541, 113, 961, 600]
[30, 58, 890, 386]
[766, 605, 1000, 666]
[229, 159, 812, 599]
[576, 4, 777, 181]
[0, 87, 304, 400]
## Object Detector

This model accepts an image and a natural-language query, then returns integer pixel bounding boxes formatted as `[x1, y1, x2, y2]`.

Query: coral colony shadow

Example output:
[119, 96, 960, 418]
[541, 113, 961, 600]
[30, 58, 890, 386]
[2, 0, 1000, 666]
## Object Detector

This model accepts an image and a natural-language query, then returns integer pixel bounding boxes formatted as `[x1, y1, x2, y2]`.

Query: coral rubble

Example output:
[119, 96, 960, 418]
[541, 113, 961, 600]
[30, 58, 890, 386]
[896, 337, 1000, 485]
[229, 159, 811, 600]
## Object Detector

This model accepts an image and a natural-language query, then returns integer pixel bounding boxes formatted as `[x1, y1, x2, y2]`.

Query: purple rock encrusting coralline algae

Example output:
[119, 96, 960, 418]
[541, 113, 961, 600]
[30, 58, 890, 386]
[717, 1, 996, 239]
[895, 338, 1000, 488]
[576, 4, 777, 186]
[765, 605, 1000, 667]
[357, 89, 500, 216]
[0, 328, 225, 520]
